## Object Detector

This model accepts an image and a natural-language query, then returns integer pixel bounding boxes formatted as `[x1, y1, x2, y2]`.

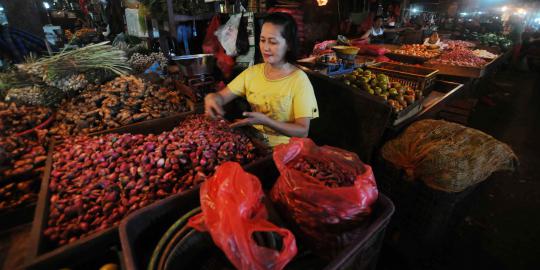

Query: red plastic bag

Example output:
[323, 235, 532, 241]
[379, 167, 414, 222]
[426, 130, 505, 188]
[202, 16, 221, 53]
[312, 40, 337, 56]
[203, 16, 234, 78]
[270, 138, 378, 232]
[350, 38, 369, 47]
[188, 162, 297, 270]
[357, 44, 389, 56]
[375, 55, 391, 62]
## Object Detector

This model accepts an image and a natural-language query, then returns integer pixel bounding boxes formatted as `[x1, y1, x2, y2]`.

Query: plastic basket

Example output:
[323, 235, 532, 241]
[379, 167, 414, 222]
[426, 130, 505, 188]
[24, 244, 125, 270]
[373, 156, 482, 262]
[27, 112, 272, 263]
[120, 157, 394, 270]
[367, 62, 439, 93]
[384, 52, 438, 65]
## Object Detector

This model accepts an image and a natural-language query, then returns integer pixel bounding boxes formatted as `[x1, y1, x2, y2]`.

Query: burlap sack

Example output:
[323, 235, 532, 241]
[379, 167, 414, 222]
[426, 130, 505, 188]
[381, 120, 518, 192]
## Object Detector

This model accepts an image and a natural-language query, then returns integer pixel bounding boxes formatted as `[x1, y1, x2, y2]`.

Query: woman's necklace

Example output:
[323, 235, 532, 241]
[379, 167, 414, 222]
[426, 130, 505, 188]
[264, 63, 296, 80]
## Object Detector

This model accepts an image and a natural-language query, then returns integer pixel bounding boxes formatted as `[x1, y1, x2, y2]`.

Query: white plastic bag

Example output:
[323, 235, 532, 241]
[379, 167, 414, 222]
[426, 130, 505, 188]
[214, 13, 242, 56]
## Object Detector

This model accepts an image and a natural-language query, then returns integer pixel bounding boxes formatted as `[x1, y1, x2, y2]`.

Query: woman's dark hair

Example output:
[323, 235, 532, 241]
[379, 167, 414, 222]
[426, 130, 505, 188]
[262, 12, 298, 63]
[373, 15, 384, 22]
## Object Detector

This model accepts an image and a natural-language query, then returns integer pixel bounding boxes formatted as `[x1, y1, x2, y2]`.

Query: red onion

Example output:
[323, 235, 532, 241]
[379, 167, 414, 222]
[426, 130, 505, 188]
[45, 115, 260, 246]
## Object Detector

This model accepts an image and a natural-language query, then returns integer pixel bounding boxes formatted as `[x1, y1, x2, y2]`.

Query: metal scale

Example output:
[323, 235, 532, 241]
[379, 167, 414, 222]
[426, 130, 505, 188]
[172, 54, 217, 102]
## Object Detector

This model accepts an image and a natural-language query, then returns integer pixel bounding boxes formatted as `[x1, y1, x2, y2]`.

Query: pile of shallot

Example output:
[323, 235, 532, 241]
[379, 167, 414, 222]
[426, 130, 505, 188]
[428, 49, 487, 67]
[291, 157, 356, 188]
[44, 115, 261, 246]
[444, 40, 475, 50]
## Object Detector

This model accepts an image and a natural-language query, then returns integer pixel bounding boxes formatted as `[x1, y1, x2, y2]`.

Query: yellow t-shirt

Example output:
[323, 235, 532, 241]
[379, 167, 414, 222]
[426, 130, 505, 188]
[228, 63, 319, 147]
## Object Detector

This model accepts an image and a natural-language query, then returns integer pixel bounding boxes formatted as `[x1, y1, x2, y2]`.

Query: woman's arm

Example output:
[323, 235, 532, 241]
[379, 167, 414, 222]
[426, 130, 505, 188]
[265, 117, 311, 138]
[360, 29, 372, 40]
[230, 112, 312, 138]
[204, 87, 238, 119]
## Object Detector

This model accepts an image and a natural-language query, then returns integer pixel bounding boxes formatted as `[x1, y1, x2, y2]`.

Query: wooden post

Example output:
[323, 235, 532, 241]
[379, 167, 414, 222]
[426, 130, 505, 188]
[401, 0, 410, 21]
[167, 0, 176, 41]
[146, 15, 154, 50]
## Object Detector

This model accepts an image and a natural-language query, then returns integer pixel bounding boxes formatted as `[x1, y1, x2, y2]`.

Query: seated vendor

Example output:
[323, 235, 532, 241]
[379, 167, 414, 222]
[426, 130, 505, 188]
[205, 12, 319, 147]
[360, 16, 385, 44]
[423, 31, 443, 47]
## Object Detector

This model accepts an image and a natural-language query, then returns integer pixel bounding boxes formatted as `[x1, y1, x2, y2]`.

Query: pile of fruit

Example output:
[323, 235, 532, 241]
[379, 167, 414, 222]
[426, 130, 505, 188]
[44, 115, 261, 246]
[338, 68, 422, 113]
[427, 49, 487, 67]
[445, 40, 475, 50]
[0, 102, 52, 137]
[392, 44, 440, 58]
[50, 75, 190, 136]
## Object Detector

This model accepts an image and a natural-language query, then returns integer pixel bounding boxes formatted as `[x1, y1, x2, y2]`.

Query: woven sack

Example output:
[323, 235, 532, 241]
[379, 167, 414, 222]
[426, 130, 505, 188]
[381, 120, 518, 192]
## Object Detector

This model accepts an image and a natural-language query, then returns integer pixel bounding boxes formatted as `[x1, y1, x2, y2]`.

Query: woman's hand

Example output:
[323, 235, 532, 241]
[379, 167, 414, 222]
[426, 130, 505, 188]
[204, 88, 239, 119]
[204, 93, 225, 119]
[231, 113, 312, 139]
[230, 112, 270, 128]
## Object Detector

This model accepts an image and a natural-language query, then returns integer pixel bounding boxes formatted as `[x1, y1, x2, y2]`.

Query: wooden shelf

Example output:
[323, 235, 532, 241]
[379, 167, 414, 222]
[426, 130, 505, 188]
[174, 13, 215, 22]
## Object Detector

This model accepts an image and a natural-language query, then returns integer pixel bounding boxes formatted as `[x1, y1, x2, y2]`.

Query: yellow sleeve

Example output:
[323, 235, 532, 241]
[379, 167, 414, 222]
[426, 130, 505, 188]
[227, 67, 250, 97]
[293, 73, 319, 119]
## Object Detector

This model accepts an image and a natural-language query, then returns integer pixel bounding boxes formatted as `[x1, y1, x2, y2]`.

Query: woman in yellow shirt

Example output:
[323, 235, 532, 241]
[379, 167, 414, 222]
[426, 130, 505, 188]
[205, 12, 319, 147]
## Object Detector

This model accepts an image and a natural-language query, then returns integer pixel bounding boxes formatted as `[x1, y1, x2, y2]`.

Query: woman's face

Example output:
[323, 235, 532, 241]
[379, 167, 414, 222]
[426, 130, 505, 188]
[260, 23, 288, 65]
[374, 18, 383, 28]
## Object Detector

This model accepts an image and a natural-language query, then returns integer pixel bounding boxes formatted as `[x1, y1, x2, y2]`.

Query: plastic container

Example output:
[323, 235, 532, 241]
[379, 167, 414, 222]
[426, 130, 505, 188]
[373, 157, 482, 262]
[1, 123, 53, 231]
[330, 70, 425, 126]
[366, 62, 439, 93]
[120, 189, 200, 270]
[119, 157, 394, 270]
[0, 202, 37, 232]
[385, 52, 439, 65]
[423, 62, 488, 78]
[24, 244, 125, 270]
[27, 112, 272, 264]
[171, 54, 216, 77]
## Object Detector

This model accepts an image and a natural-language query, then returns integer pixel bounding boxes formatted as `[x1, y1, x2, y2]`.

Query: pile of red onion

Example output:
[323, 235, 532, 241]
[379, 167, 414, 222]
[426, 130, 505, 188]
[44, 115, 260, 246]
[428, 49, 487, 67]
[291, 157, 356, 188]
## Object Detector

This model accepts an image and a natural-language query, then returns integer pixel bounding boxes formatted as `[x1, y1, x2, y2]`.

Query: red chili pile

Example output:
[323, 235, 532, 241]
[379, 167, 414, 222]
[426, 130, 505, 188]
[44, 115, 260, 246]
[290, 157, 356, 188]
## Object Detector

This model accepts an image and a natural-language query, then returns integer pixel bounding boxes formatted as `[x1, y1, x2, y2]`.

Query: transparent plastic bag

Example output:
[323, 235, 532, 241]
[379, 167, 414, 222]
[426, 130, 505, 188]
[215, 14, 242, 56]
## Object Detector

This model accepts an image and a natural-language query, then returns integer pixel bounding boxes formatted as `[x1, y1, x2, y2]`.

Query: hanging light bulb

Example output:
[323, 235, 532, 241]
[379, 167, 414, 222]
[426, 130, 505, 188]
[317, 0, 328, 7]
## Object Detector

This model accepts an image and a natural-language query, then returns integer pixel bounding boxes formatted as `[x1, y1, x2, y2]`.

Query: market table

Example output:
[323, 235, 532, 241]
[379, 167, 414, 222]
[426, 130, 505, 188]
[299, 65, 465, 164]
[302, 67, 392, 163]
[389, 80, 465, 132]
